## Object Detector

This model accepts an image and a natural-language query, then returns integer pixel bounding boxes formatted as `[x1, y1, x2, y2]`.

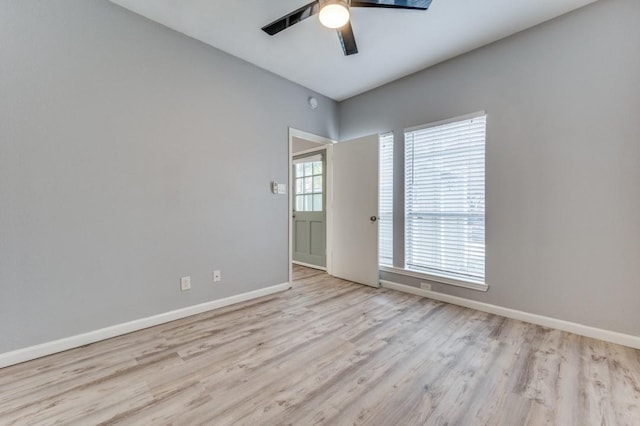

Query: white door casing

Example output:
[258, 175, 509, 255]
[288, 128, 335, 285]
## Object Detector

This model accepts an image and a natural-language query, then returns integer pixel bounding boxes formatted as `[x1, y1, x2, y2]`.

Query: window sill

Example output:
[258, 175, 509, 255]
[379, 266, 489, 292]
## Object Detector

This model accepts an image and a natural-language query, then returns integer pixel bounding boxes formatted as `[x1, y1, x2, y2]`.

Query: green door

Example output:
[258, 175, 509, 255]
[292, 152, 326, 268]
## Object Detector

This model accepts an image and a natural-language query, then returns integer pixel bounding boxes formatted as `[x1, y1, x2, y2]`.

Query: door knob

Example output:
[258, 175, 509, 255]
[370, 216, 378, 222]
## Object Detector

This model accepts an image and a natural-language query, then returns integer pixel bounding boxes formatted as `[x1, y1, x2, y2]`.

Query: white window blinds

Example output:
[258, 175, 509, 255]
[404, 114, 486, 283]
[379, 133, 394, 266]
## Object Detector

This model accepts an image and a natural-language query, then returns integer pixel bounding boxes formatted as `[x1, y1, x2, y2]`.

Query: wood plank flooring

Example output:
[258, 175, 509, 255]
[1, 265, 639, 425]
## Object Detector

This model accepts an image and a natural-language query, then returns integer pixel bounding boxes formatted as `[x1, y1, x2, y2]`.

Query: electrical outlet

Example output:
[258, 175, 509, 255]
[180, 276, 191, 291]
[213, 270, 221, 283]
[420, 282, 431, 291]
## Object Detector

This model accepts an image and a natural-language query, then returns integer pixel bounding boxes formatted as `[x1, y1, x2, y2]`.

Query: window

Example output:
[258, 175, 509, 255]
[404, 113, 486, 284]
[294, 154, 324, 212]
[379, 133, 394, 266]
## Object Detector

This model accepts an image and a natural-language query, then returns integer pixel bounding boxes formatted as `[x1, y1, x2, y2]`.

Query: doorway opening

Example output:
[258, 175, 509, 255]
[288, 128, 335, 286]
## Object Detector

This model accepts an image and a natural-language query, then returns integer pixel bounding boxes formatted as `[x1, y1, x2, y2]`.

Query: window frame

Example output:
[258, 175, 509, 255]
[399, 111, 488, 292]
[379, 132, 394, 267]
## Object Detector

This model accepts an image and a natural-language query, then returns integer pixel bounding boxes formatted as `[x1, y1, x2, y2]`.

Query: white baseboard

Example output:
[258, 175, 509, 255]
[0, 282, 291, 369]
[380, 280, 640, 350]
[292, 261, 327, 271]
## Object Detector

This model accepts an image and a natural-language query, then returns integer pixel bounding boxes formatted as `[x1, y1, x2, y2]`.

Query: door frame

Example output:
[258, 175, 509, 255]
[288, 128, 336, 286]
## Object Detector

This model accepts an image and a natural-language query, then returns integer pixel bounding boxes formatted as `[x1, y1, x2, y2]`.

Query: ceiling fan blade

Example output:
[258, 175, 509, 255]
[337, 21, 358, 56]
[350, 0, 432, 10]
[262, 1, 320, 36]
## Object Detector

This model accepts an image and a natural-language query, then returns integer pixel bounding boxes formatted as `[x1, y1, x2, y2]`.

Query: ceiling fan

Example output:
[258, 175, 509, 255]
[262, 0, 433, 56]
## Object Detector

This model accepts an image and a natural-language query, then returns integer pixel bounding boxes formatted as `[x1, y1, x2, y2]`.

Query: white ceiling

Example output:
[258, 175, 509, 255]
[110, 0, 597, 101]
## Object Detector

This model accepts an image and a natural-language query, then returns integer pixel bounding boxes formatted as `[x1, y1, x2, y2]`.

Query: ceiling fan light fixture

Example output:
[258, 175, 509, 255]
[319, 0, 350, 29]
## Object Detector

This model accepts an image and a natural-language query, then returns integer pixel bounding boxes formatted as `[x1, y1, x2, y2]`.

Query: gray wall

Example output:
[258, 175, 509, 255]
[0, 0, 338, 353]
[340, 0, 640, 336]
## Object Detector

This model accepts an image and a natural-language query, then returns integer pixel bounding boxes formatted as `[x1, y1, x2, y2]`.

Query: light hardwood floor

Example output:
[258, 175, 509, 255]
[1, 265, 639, 425]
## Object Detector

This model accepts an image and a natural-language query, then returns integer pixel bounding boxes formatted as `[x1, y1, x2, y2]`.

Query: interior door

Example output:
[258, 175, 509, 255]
[292, 152, 326, 268]
[331, 135, 379, 287]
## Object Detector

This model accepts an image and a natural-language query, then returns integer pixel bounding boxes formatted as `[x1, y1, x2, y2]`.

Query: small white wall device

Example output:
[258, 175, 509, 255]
[271, 181, 287, 195]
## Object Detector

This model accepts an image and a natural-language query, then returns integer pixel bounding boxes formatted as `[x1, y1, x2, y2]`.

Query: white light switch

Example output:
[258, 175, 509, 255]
[277, 183, 287, 194]
[213, 270, 221, 282]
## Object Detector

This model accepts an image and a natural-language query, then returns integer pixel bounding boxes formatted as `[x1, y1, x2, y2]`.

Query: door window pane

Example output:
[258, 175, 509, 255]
[304, 163, 313, 176]
[313, 176, 323, 192]
[313, 161, 323, 175]
[313, 194, 323, 212]
[304, 194, 313, 211]
[296, 195, 304, 211]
